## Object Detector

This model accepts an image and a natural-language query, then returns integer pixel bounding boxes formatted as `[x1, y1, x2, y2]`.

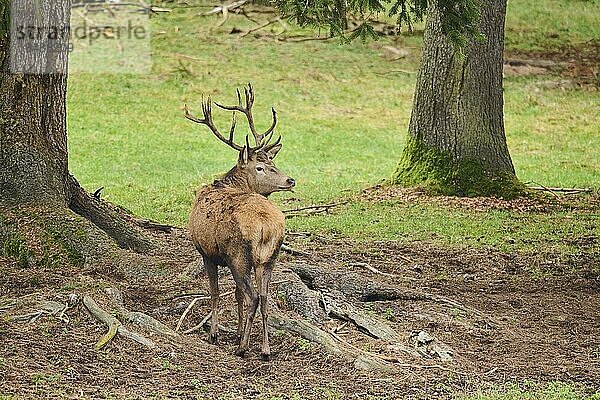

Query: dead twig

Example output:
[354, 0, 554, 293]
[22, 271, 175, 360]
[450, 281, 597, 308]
[240, 16, 282, 37]
[353, 262, 398, 278]
[183, 312, 212, 334]
[283, 201, 347, 218]
[529, 185, 592, 194]
[10, 301, 69, 324]
[175, 289, 236, 332]
[283, 201, 346, 214]
[528, 181, 560, 198]
[281, 243, 311, 257]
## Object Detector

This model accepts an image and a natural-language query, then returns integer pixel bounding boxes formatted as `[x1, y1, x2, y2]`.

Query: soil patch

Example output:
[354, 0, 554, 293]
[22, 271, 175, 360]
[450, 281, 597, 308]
[1, 213, 599, 398]
[505, 40, 600, 88]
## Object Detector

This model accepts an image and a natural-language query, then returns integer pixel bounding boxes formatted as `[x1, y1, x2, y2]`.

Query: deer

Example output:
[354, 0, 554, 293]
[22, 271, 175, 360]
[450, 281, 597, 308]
[184, 83, 295, 360]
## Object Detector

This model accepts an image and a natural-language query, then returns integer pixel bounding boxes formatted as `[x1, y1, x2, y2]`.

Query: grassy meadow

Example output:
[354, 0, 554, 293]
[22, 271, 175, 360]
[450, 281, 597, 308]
[66, 0, 599, 259]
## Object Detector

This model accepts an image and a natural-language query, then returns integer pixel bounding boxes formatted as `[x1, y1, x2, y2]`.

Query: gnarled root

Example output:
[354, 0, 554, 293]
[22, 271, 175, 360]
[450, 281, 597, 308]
[84, 290, 177, 350]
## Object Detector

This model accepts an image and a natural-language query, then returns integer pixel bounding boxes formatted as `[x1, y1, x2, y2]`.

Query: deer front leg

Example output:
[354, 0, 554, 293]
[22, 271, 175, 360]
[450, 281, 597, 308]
[204, 257, 219, 344]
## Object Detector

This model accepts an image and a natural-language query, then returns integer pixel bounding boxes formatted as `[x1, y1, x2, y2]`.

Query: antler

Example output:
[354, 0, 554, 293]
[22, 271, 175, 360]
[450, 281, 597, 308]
[213, 83, 278, 149]
[184, 96, 243, 151]
[185, 83, 280, 153]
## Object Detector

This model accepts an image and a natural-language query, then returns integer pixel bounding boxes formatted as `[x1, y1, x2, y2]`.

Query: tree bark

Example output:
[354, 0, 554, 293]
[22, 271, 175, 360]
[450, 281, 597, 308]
[0, 0, 153, 252]
[394, 0, 524, 198]
[0, 1, 70, 205]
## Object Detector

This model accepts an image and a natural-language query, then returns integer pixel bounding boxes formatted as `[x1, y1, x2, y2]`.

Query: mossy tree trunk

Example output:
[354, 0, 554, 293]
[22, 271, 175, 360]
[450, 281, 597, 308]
[394, 0, 524, 198]
[0, 0, 152, 253]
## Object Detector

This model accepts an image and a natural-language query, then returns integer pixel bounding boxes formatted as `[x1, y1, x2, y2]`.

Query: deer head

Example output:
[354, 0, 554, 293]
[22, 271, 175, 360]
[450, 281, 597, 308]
[185, 84, 295, 197]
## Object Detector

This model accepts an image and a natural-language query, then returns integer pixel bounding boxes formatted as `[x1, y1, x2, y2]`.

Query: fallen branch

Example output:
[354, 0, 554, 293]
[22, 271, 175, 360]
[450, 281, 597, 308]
[203, 0, 248, 15]
[374, 69, 416, 75]
[239, 16, 282, 38]
[281, 243, 311, 257]
[283, 201, 346, 216]
[504, 58, 565, 69]
[529, 186, 592, 194]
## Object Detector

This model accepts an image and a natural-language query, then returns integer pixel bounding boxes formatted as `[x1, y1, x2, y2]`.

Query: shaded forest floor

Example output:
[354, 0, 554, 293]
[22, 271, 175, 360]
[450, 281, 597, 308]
[1, 191, 598, 399]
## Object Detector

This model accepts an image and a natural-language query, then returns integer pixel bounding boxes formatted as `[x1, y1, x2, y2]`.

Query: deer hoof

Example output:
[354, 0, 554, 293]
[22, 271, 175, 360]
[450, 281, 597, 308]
[261, 352, 271, 361]
[208, 333, 218, 344]
[235, 348, 247, 358]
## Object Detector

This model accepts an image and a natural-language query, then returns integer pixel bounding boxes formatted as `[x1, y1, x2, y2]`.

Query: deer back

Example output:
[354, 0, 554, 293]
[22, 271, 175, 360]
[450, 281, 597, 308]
[188, 185, 285, 266]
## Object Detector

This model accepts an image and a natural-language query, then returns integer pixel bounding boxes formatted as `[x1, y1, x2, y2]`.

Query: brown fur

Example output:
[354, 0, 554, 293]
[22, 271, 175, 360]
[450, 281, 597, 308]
[185, 84, 294, 359]
[188, 150, 293, 359]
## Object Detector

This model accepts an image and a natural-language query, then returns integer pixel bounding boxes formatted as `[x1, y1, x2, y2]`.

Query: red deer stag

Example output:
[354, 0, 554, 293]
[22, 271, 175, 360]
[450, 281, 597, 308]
[184, 84, 295, 360]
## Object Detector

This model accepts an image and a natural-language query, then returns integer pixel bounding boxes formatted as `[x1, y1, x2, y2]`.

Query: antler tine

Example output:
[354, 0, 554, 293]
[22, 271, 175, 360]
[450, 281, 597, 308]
[228, 112, 237, 145]
[196, 84, 277, 151]
[263, 135, 282, 153]
[184, 96, 243, 152]
[263, 107, 277, 139]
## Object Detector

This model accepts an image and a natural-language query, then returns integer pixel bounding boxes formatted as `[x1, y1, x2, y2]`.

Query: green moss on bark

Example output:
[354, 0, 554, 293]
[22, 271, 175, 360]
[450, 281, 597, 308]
[393, 137, 528, 199]
[0, 207, 88, 269]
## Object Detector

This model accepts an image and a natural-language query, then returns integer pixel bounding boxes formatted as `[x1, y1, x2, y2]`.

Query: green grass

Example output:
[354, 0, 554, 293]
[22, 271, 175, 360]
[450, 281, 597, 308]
[67, 1, 599, 255]
[505, 0, 600, 51]
[456, 382, 600, 400]
[287, 200, 598, 253]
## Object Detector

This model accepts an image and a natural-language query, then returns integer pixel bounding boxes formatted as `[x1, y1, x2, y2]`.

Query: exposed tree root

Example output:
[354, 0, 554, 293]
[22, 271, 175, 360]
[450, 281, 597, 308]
[104, 287, 178, 338]
[84, 289, 179, 350]
[10, 300, 70, 323]
[285, 262, 498, 326]
[134, 218, 174, 233]
[67, 175, 154, 253]
[322, 291, 398, 341]
[83, 295, 154, 350]
[276, 270, 326, 323]
[170, 258, 484, 371]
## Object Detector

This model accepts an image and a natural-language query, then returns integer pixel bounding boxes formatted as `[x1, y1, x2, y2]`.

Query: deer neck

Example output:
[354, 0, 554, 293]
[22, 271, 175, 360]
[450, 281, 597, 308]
[215, 166, 253, 192]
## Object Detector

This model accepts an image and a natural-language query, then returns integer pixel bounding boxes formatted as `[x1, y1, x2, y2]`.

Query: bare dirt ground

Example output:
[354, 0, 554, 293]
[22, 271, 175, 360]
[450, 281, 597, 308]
[504, 39, 600, 89]
[1, 191, 599, 399]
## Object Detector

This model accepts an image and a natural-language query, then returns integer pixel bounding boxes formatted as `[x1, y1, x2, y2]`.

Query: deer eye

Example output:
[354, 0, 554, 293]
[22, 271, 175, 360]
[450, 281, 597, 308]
[256, 166, 264, 172]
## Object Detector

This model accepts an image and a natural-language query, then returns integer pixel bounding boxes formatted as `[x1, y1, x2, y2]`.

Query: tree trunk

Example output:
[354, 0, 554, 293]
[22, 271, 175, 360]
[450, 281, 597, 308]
[393, 0, 525, 198]
[0, 0, 153, 252]
[0, 1, 70, 205]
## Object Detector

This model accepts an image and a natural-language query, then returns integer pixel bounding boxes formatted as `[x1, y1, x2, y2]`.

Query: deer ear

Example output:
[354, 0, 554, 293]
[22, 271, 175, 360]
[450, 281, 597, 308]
[239, 146, 250, 165]
[266, 143, 282, 160]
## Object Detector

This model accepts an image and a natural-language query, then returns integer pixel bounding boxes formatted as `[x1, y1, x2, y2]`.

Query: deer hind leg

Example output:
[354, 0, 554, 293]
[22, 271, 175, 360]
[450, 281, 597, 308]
[232, 273, 258, 357]
[255, 262, 274, 360]
[235, 286, 244, 343]
[204, 256, 219, 344]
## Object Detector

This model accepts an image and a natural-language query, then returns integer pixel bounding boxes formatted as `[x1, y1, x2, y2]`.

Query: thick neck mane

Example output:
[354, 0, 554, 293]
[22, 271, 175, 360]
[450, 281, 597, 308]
[213, 166, 250, 191]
